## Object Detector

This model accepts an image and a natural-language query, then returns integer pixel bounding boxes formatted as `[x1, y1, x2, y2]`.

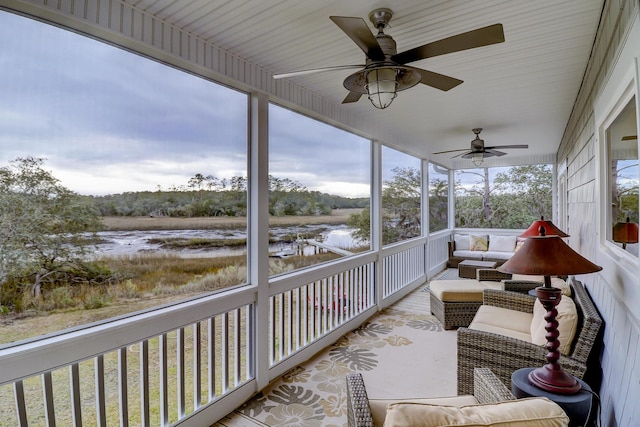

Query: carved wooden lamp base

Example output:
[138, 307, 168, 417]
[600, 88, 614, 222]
[528, 285, 581, 394]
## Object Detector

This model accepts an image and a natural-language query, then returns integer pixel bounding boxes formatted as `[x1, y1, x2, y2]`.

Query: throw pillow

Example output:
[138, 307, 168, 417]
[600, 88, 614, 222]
[384, 397, 569, 426]
[454, 234, 471, 250]
[488, 235, 517, 252]
[514, 237, 526, 252]
[470, 235, 488, 251]
[531, 295, 578, 355]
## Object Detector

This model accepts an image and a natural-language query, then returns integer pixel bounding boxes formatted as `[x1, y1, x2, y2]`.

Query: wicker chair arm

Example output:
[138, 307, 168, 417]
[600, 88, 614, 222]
[346, 373, 374, 427]
[457, 327, 585, 395]
[473, 368, 515, 404]
[477, 268, 512, 282]
[503, 280, 542, 294]
[482, 289, 536, 312]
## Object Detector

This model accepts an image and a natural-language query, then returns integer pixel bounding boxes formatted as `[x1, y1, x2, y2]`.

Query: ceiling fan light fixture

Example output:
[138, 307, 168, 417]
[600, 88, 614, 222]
[472, 152, 484, 167]
[366, 67, 398, 109]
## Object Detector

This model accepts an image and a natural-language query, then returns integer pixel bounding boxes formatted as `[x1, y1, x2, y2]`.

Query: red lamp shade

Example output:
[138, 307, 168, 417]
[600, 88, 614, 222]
[498, 228, 601, 395]
[613, 217, 639, 246]
[519, 216, 569, 238]
[499, 234, 601, 278]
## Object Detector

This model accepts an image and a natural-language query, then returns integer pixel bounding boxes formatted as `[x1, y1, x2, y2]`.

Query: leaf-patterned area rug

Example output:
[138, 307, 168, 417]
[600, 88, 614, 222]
[222, 284, 458, 427]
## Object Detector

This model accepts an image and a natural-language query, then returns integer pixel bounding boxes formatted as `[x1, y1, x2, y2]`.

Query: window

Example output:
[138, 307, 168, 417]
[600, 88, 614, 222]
[0, 12, 248, 343]
[428, 163, 449, 232]
[381, 146, 422, 245]
[268, 104, 370, 275]
[606, 97, 638, 255]
[455, 165, 552, 228]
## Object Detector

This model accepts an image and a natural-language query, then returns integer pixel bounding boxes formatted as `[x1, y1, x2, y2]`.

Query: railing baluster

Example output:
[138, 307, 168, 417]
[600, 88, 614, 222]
[286, 290, 293, 356]
[207, 317, 215, 400]
[269, 296, 275, 364]
[69, 363, 82, 427]
[42, 371, 56, 427]
[296, 287, 302, 350]
[177, 327, 185, 418]
[278, 293, 284, 360]
[118, 348, 129, 427]
[14, 380, 28, 427]
[193, 322, 202, 409]
[247, 304, 254, 379]
[95, 355, 106, 427]
[222, 313, 229, 393]
[159, 333, 168, 426]
[234, 308, 241, 386]
[140, 341, 150, 427]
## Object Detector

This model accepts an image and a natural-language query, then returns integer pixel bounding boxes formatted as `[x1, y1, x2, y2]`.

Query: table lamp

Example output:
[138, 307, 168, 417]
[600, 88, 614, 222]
[519, 216, 569, 238]
[612, 217, 639, 249]
[498, 227, 602, 394]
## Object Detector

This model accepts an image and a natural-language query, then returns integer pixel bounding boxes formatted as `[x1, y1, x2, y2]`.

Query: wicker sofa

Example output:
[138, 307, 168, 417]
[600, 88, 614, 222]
[345, 368, 568, 427]
[447, 234, 519, 268]
[457, 279, 603, 395]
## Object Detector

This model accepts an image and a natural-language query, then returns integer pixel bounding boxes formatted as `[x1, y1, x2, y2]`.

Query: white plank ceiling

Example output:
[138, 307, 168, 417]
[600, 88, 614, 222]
[125, 0, 604, 167]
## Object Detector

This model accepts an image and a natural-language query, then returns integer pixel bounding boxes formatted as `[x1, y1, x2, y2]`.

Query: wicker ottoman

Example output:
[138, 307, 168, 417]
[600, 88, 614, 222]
[458, 260, 497, 279]
[430, 279, 486, 330]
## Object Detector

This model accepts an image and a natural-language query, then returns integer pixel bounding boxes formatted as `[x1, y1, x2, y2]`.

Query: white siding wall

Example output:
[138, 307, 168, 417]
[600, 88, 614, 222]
[558, 1, 640, 425]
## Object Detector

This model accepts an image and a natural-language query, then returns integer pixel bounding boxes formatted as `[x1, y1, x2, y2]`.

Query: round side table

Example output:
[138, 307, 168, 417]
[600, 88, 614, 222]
[511, 368, 593, 427]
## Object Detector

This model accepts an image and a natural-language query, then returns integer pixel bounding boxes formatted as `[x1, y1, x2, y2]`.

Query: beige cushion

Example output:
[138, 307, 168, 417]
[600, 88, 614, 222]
[511, 276, 571, 296]
[488, 234, 517, 252]
[469, 305, 533, 342]
[511, 273, 545, 283]
[478, 281, 504, 290]
[430, 280, 484, 302]
[454, 234, 471, 250]
[531, 296, 578, 355]
[383, 397, 569, 426]
[370, 396, 478, 427]
[470, 234, 488, 251]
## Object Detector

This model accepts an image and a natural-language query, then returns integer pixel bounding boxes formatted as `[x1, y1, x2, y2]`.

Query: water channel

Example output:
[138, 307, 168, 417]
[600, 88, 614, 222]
[92, 224, 363, 258]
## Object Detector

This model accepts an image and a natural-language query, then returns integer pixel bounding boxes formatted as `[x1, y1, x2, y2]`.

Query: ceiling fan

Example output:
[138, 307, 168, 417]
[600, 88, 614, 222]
[433, 128, 528, 166]
[273, 8, 505, 109]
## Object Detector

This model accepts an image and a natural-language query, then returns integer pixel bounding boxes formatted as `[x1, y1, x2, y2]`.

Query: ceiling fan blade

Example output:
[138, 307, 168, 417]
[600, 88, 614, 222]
[433, 148, 470, 155]
[484, 149, 507, 157]
[274, 64, 364, 79]
[391, 23, 505, 64]
[330, 16, 385, 61]
[453, 151, 472, 159]
[622, 135, 637, 141]
[406, 66, 463, 91]
[484, 144, 528, 150]
[342, 91, 363, 104]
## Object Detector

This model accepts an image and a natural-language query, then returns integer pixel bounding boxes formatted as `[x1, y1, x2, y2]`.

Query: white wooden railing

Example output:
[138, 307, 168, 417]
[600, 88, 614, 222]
[0, 238, 438, 426]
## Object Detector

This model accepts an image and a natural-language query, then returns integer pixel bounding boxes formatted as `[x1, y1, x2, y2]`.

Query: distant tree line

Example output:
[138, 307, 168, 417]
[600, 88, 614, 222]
[348, 164, 554, 245]
[88, 174, 368, 218]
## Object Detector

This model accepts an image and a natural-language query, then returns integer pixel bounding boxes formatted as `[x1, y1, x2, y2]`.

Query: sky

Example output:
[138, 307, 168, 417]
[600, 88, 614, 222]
[0, 11, 420, 199]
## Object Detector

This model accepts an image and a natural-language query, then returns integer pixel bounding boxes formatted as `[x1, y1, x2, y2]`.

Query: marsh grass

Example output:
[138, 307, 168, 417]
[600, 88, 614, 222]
[0, 211, 359, 423]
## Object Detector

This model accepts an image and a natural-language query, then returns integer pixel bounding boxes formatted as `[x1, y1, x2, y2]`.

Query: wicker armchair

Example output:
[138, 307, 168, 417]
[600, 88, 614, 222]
[476, 268, 543, 293]
[457, 279, 603, 395]
[346, 368, 515, 427]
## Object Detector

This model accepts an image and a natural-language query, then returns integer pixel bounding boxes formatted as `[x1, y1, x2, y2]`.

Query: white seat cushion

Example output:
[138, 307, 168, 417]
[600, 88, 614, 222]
[488, 234, 517, 252]
[454, 234, 471, 250]
[384, 397, 569, 427]
[483, 250, 513, 260]
[369, 395, 478, 426]
[469, 305, 533, 342]
[453, 250, 483, 259]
